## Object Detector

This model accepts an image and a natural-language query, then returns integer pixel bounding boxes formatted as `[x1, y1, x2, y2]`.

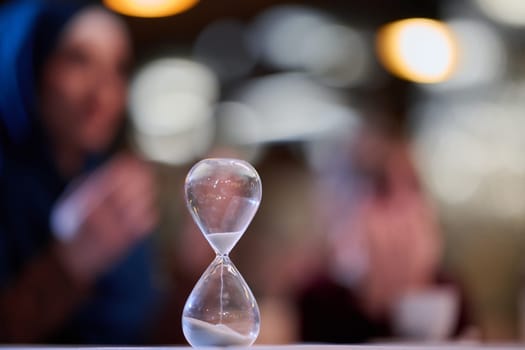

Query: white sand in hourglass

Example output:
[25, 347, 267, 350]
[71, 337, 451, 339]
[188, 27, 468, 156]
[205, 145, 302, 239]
[182, 316, 254, 346]
[206, 232, 243, 255]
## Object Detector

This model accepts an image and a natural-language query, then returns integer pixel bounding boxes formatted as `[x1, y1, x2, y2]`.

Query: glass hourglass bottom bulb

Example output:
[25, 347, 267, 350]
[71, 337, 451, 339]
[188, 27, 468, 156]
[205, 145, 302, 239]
[181, 256, 260, 347]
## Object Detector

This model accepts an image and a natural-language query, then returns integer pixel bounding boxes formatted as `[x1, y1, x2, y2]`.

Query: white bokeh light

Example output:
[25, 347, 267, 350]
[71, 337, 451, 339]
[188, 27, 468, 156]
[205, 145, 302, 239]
[249, 5, 370, 87]
[427, 19, 507, 92]
[475, 0, 525, 27]
[129, 58, 219, 165]
[234, 74, 359, 143]
[398, 23, 453, 79]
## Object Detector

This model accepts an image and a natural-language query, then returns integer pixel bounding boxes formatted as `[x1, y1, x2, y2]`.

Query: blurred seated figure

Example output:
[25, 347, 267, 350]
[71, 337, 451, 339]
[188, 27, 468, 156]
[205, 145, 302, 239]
[0, 0, 159, 344]
[297, 126, 471, 343]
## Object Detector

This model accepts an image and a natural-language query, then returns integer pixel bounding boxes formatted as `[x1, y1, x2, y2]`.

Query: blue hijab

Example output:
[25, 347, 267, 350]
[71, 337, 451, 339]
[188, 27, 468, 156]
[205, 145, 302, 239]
[0, 0, 159, 344]
[0, 0, 82, 155]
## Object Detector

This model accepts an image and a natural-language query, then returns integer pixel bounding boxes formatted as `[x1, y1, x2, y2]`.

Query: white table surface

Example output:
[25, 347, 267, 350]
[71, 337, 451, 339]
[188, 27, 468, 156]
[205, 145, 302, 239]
[1, 344, 523, 350]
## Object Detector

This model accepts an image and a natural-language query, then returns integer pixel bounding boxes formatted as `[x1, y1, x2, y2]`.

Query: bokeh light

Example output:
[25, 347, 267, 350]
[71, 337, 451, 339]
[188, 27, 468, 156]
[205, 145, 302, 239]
[475, 0, 525, 27]
[377, 18, 458, 83]
[103, 0, 199, 18]
[413, 97, 525, 222]
[249, 5, 331, 70]
[300, 24, 371, 87]
[129, 58, 218, 165]
[426, 19, 507, 92]
[249, 5, 370, 87]
[233, 74, 358, 143]
[214, 102, 264, 163]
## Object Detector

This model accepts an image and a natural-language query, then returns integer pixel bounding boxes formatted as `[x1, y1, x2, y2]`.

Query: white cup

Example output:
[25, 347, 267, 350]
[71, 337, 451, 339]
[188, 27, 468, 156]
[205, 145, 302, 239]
[392, 287, 459, 341]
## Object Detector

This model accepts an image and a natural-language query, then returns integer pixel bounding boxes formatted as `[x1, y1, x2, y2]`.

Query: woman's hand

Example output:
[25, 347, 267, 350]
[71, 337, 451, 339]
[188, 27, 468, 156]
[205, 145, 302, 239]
[53, 154, 158, 285]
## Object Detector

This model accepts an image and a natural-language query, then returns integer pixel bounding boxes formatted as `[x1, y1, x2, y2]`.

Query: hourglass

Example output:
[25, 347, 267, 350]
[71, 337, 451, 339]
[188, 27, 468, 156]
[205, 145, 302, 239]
[182, 158, 262, 347]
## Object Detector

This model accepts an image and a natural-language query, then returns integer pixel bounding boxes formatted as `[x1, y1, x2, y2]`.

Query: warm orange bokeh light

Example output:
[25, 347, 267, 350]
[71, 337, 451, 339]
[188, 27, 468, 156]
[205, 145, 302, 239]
[376, 18, 459, 84]
[103, 0, 199, 18]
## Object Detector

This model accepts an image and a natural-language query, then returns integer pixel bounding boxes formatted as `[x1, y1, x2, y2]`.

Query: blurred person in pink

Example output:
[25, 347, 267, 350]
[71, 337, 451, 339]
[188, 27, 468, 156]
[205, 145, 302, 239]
[298, 125, 471, 342]
[0, 0, 159, 344]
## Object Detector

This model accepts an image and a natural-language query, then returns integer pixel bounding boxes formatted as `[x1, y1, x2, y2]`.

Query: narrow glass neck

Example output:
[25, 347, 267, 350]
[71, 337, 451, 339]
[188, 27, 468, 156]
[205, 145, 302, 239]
[213, 255, 232, 264]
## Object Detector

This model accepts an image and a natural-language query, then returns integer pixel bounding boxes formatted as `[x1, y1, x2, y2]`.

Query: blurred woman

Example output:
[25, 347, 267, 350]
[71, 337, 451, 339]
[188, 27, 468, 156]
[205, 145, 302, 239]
[0, 0, 159, 344]
[298, 126, 470, 342]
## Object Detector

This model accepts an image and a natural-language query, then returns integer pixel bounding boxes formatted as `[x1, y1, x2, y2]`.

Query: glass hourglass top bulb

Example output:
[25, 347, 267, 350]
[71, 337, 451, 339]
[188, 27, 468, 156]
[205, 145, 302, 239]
[185, 158, 262, 255]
